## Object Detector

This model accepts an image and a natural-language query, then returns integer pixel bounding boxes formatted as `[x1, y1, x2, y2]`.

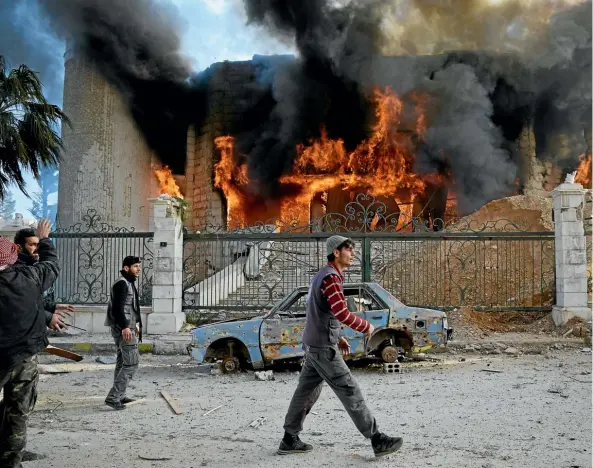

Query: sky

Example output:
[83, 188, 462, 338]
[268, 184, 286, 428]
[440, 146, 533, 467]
[7, 0, 294, 218]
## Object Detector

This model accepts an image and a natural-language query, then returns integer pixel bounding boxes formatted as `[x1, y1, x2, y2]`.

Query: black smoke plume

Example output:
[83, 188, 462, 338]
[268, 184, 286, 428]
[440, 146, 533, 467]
[239, 0, 591, 211]
[38, 0, 204, 174]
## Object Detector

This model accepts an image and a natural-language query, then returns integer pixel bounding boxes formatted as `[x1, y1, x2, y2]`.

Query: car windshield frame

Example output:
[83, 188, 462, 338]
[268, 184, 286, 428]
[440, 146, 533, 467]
[264, 283, 390, 319]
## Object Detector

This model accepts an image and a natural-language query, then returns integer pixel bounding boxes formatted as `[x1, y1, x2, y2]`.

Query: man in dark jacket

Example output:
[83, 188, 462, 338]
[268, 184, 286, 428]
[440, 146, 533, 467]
[278, 236, 403, 458]
[0, 219, 60, 467]
[104, 256, 142, 410]
[13, 228, 74, 331]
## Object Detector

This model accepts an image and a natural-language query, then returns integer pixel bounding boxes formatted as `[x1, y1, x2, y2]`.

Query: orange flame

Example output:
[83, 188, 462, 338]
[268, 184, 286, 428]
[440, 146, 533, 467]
[574, 153, 592, 189]
[154, 165, 183, 198]
[215, 86, 452, 229]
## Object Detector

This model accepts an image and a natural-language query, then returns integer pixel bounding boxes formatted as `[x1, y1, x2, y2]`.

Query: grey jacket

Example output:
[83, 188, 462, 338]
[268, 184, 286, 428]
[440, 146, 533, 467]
[104, 274, 140, 330]
[302, 265, 342, 347]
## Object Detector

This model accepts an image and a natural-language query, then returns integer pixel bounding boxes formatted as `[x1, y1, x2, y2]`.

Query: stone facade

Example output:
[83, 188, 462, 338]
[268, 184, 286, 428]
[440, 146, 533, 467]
[57, 46, 159, 231]
[185, 61, 258, 231]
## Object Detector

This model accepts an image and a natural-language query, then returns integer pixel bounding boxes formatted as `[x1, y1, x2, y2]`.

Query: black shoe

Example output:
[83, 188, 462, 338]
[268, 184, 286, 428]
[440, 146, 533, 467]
[21, 450, 47, 461]
[371, 433, 403, 458]
[105, 400, 126, 410]
[121, 397, 135, 404]
[277, 433, 313, 455]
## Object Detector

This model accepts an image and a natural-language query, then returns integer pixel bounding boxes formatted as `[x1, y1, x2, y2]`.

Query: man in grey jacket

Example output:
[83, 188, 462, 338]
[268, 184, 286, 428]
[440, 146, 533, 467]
[278, 235, 403, 458]
[104, 256, 142, 410]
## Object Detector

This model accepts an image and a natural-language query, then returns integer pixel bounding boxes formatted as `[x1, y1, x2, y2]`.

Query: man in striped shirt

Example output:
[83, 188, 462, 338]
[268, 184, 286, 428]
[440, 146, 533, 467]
[278, 235, 403, 458]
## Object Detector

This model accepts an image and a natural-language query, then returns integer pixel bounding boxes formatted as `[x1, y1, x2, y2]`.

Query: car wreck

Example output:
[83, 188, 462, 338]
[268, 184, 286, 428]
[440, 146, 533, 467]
[188, 282, 453, 373]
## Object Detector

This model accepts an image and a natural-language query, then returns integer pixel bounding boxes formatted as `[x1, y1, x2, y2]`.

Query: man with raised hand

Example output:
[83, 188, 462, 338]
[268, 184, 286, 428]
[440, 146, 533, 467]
[278, 235, 403, 458]
[0, 219, 60, 467]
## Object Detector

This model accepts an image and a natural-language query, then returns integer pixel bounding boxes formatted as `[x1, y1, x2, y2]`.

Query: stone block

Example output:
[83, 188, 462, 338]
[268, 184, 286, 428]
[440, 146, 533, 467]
[553, 209, 579, 222]
[92, 312, 111, 333]
[153, 298, 174, 314]
[554, 235, 587, 252]
[153, 285, 176, 299]
[554, 222, 585, 237]
[554, 263, 588, 279]
[72, 311, 94, 333]
[552, 305, 592, 326]
[556, 291, 589, 308]
[146, 312, 185, 334]
[556, 276, 588, 293]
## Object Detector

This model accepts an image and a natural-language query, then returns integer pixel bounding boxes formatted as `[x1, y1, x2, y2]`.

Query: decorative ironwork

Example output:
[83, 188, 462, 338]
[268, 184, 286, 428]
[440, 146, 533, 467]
[55, 209, 135, 233]
[194, 192, 538, 234]
[182, 194, 556, 317]
[48, 209, 154, 305]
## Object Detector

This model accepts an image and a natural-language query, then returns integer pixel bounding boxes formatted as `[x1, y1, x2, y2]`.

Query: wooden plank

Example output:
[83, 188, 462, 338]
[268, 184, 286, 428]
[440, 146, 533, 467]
[44, 345, 83, 362]
[160, 391, 182, 415]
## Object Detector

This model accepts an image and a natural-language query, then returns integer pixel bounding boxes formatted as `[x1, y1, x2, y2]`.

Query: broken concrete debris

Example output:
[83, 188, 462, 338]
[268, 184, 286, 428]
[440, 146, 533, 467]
[248, 416, 267, 428]
[95, 356, 116, 365]
[254, 371, 275, 381]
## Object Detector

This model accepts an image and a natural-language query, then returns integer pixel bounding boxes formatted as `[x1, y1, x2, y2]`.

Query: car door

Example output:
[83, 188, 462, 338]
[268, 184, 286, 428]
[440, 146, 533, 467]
[341, 287, 373, 357]
[259, 291, 308, 363]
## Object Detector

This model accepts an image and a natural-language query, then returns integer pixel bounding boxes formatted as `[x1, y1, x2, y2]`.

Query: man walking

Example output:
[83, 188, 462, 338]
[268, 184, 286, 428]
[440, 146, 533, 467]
[0, 219, 60, 467]
[278, 235, 403, 458]
[104, 256, 143, 410]
[14, 227, 74, 331]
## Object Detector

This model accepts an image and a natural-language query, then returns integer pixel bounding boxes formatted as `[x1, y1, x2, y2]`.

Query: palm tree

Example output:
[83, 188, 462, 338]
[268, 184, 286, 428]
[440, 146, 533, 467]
[0, 56, 70, 199]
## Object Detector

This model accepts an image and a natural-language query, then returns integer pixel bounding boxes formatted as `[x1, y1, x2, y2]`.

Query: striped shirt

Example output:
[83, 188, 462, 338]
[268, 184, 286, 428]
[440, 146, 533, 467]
[321, 263, 371, 334]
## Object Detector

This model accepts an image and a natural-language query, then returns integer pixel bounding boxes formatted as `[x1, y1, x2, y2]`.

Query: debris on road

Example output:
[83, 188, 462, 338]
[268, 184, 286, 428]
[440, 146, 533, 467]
[248, 416, 267, 428]
[203, 405, 222, 416]
[504, 347, 519, 355]
[95, 356, 117, 365]
[125, 398, 146, 407]
[138, 454, 172, 461]
[254, 371, 275, 381]
[160, 391, 183, 415]
[481, 369, 504, 373]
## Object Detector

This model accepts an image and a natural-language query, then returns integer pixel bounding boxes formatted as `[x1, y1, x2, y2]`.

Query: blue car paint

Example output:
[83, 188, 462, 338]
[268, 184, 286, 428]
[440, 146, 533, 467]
[189, 283, 451, 367]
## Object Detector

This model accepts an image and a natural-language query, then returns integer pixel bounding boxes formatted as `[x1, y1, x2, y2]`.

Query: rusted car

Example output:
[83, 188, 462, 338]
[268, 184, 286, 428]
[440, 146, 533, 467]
[188, 282, 452, 373]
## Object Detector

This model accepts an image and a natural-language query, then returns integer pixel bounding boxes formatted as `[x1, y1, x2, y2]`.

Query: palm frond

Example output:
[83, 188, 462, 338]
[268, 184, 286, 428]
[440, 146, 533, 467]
[0, 55, 69, 200]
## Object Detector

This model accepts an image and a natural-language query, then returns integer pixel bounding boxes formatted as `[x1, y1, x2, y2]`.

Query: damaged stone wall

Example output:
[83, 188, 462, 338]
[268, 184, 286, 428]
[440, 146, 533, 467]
[58, 44, 159, 231]
[185, 62, 258, 232]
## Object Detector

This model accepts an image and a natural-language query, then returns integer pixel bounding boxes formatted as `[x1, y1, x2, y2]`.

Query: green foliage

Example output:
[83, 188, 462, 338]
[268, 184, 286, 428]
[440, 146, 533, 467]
[0, 56, 70, 200]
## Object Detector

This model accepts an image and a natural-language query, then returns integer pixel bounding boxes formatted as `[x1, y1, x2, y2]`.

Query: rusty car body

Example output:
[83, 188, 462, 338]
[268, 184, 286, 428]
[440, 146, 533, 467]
[188, 282, 452, 372]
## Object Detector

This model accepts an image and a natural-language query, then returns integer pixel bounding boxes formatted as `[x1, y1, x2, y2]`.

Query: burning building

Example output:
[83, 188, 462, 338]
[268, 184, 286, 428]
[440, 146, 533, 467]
[52, 0, 592, 232]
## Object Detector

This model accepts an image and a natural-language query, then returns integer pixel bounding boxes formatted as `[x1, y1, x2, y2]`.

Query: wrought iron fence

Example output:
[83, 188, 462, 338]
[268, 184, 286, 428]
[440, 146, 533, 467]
[182, 193, 555, 320]
[49, 210, 154, 305]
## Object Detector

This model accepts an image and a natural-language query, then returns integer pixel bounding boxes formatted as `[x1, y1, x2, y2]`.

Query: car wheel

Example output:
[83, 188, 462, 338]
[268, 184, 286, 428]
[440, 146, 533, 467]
[222, 357, 241, 374]
[381, 346, 398, 363]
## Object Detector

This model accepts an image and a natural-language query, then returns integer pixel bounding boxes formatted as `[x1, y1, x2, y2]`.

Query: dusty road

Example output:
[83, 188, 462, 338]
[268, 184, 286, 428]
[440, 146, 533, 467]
[24, 349, 592, 468]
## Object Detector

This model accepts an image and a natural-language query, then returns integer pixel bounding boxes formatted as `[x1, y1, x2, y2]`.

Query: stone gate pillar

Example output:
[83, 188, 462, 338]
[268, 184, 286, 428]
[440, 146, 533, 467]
[147, 196, 185, 334]
[551, 174, 592, 326]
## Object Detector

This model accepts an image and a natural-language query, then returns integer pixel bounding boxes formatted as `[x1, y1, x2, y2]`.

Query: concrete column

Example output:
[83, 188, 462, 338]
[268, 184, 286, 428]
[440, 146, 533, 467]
[551, 174, 592, 326]
[147, 196, 185, 334]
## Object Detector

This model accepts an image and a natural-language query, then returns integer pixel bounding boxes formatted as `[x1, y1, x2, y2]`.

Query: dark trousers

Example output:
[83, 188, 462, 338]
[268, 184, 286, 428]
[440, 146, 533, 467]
[283, 345, 378, 438]
[0, 355, 39, 468]
[105, 327, 139, 403]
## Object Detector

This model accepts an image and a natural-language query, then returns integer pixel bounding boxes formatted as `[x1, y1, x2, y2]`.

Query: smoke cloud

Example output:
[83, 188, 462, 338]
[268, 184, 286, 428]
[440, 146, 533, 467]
[37, 0, 203, 174]
[3, 0, 589, 212]
[238, 0, 591, 211]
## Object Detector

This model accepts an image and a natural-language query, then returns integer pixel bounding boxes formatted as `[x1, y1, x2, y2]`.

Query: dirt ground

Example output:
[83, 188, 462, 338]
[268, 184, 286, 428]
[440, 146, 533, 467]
[23, 345, 593, 468]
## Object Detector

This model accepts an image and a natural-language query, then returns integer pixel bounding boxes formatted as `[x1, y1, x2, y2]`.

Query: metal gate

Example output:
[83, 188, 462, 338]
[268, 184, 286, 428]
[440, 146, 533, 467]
[182, 194, 555, 319]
